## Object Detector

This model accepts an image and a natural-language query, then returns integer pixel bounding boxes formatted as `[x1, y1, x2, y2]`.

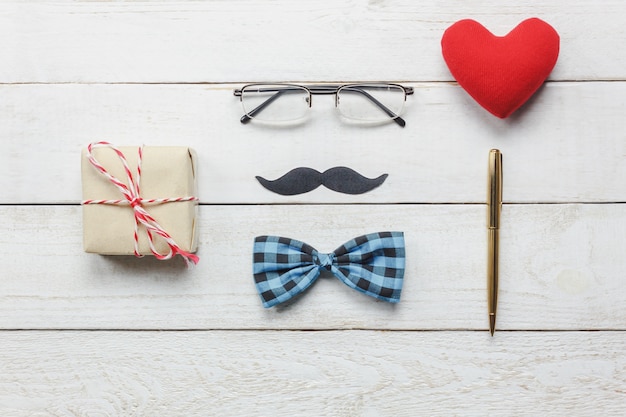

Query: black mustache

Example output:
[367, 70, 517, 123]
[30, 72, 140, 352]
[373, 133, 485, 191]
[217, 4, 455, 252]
[256, 167, 388, 196]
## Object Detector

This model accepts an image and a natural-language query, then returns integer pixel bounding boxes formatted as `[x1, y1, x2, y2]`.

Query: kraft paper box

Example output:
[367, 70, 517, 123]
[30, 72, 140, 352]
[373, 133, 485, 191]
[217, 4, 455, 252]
[81, 146, 198, 256]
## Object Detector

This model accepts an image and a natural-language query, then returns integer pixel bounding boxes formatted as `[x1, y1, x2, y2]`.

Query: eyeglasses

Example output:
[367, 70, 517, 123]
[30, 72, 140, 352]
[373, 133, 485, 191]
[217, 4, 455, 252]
[233, 83, 414, 127]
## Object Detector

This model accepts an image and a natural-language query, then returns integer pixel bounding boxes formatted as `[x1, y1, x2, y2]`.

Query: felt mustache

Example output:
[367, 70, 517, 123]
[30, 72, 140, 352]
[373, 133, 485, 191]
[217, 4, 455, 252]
[256, 167, 388, 196]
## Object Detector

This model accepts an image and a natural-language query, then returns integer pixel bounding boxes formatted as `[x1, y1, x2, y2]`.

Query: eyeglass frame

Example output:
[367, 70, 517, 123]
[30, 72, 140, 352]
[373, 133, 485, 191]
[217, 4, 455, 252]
[233, 83, 414, 127]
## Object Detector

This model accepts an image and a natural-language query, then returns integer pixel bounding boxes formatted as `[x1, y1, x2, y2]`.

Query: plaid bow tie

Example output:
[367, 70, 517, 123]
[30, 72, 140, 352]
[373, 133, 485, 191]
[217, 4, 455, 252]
[253, 232, 405, 308]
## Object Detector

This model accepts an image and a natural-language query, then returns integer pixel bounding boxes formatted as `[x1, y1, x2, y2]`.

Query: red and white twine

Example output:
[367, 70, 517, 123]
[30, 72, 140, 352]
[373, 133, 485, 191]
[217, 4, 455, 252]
[82, 141, 199, 265]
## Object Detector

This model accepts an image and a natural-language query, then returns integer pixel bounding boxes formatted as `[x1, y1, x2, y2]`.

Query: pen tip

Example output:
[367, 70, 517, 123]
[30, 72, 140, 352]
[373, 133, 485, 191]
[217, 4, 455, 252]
[489, 315, 496, 336]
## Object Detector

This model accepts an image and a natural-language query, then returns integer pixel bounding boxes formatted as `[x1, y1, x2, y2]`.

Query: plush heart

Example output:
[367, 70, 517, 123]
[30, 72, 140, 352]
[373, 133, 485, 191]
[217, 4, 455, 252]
[441, 18, 560, 118]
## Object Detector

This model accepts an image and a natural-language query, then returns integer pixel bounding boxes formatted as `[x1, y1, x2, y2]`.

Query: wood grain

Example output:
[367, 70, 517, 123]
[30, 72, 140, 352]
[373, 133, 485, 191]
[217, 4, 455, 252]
[0, 330, 624, 417]
[2, 82, 626, 204]
[1, 204, 624, 330]
[1, 1, 625, 83]
[2, 1, 626, 415]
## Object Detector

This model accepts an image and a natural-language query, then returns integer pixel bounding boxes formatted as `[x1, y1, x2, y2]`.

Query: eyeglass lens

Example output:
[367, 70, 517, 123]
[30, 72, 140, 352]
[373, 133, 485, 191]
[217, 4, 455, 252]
[240, 85, 310, 122]
[337, 84, 406, 122]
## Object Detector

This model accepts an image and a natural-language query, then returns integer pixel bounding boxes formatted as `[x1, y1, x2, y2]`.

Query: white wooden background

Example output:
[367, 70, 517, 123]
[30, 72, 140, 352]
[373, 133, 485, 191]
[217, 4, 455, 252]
[1, 1, 625, 416]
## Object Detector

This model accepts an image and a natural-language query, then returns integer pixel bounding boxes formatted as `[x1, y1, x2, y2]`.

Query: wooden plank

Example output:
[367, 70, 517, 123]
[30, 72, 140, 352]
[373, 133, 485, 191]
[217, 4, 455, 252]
[0, 330, 624, 416]
[1, 204, 624, 330]
[1, 1, 624, 83]
[2, 82, 626, 204]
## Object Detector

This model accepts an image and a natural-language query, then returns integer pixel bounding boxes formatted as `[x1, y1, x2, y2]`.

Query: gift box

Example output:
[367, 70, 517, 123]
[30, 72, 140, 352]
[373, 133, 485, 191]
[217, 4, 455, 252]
[81, 144, 198, 259]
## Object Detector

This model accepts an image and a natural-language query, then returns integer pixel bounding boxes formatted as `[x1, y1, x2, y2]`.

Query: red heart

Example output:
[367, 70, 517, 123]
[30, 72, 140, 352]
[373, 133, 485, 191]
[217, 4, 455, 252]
[441, 18, 560, 118]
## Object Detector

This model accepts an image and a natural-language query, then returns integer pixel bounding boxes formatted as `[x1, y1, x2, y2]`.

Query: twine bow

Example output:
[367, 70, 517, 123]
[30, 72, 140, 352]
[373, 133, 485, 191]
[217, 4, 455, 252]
[82, 141, 199, 265]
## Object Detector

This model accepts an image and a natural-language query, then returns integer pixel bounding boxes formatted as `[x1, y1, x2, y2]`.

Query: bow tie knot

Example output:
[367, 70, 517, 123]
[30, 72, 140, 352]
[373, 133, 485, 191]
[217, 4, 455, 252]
[313, 252, 335, 270]
[253, 232, 405, 308]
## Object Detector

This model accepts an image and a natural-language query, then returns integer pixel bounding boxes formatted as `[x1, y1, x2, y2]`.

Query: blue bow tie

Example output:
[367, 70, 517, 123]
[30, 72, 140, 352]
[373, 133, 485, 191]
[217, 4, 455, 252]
[253, 232, 405, 308]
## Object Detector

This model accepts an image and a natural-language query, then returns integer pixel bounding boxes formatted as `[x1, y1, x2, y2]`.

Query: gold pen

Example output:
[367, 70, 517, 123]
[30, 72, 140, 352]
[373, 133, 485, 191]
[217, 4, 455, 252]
[487, 149, 503, 336]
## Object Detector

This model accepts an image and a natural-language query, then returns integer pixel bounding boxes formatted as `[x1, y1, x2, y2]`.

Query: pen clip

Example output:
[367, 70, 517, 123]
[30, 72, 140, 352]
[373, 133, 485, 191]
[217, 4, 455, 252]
[488, 149, 503, 229]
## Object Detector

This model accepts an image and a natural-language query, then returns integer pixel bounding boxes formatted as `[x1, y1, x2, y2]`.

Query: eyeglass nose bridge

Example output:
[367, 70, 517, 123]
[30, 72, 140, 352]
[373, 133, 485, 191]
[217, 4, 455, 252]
[305, 86, 341, 108]
[305, 92, 342, 109]
[303, 88, 342, 108]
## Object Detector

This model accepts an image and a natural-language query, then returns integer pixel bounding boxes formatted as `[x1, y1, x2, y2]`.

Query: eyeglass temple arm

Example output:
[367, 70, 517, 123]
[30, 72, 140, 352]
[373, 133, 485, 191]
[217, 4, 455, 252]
[236, 89, 288, 124]
[341, 87, 407, 128]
